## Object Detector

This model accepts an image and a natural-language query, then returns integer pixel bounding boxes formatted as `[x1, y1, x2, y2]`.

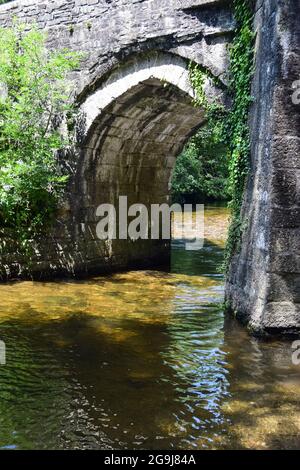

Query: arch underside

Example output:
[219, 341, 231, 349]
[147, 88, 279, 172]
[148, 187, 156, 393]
[74, 77, 206, 270]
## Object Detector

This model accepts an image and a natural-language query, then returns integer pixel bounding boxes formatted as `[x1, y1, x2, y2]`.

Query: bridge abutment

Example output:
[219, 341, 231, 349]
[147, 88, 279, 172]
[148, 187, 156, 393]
[225, 0, 300, 334]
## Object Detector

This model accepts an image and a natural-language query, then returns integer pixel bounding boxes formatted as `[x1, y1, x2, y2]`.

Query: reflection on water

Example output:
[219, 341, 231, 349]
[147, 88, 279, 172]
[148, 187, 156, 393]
[0, 206, 299, 450]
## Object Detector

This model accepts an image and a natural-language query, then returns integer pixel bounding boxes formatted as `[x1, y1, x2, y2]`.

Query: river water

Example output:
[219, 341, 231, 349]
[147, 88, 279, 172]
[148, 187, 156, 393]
[0, 206, 299, 450]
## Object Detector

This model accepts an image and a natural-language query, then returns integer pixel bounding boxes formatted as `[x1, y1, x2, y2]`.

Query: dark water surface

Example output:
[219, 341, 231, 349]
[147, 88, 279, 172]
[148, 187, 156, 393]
[0, 206, 299, 450]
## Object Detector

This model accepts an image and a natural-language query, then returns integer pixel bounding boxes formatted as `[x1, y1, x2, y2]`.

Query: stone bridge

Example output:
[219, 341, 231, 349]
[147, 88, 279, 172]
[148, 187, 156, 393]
[0, 0, 299, 335]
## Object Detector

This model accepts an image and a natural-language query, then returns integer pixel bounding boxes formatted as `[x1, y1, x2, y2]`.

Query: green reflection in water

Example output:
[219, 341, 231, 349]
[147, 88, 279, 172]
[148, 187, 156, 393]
[0, 205, 299, 450]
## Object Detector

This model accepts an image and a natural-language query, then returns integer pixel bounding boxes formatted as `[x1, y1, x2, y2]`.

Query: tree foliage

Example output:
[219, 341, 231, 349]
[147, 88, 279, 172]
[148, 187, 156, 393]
[0, 22, 80, 245]
[172, 59, 230, 205]
[171, 124, 230, 204]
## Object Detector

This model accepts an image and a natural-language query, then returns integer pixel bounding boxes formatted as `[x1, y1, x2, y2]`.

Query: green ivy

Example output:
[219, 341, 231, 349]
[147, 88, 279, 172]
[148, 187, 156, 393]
[189, 61, 226, 125]
[189, 0, 255, 272]
[223, 0, 255, 271]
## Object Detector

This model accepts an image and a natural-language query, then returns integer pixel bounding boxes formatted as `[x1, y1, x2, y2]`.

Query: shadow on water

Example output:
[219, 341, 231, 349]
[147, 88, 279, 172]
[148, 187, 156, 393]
[0, 205, 299, 449]
[0, 278, 228, 450]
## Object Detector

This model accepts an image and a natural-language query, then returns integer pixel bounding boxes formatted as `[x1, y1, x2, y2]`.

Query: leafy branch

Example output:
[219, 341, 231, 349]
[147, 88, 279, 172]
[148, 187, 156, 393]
[0, 22, 82, 252]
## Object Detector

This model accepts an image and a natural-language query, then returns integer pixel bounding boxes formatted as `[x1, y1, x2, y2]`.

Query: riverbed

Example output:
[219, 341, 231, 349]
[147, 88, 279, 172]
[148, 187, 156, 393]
[0, 206, 299, 450]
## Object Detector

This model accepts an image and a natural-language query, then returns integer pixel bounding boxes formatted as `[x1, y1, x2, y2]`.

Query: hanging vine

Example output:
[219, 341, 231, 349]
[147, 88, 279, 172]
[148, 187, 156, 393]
[189, 0, 255, 272]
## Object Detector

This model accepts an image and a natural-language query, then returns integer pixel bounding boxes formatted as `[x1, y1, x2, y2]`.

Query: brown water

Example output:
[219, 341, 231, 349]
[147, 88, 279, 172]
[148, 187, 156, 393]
[0, 206, 299, 450]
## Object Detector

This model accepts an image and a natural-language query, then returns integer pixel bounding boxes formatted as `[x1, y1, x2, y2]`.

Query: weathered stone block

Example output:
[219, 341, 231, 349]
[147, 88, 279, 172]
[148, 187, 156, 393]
[272, 136, 300, 168]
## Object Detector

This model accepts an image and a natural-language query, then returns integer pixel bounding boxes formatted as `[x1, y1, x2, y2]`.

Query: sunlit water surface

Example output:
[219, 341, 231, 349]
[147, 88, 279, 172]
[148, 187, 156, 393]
[0, 206, 299, 450]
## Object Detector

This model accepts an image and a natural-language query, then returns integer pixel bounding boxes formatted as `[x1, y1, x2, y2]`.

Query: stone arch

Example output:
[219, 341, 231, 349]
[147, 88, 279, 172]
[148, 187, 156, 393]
[79, 52, 224, 137]
[69, 53, 225, 270]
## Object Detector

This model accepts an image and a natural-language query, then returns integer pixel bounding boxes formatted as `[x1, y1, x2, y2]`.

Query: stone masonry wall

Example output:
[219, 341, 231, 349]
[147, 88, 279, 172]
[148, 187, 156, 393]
[0, 0, 234, 97]
[225, 0, 300, 335]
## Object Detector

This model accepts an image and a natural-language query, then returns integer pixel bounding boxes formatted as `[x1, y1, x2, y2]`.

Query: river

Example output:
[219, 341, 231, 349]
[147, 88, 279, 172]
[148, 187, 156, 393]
[0, 205, 299, 450]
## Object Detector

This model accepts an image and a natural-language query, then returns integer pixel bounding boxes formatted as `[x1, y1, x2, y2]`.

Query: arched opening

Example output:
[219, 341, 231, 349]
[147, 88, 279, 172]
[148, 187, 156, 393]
[74, 54, 226, 272]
